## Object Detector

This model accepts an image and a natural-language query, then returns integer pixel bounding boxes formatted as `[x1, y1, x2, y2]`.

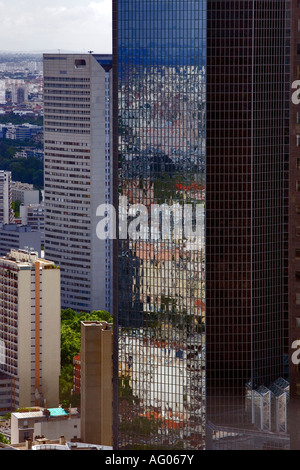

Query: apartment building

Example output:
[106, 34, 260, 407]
[0, 249, 60, 413]
[0, 171, 14, 225]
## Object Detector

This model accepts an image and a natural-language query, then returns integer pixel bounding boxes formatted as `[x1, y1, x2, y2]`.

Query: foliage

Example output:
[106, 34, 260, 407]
[59, 364, 80, 408]
[59, 308, 113, 405]
[0, 139, 43, 189]
[0, 113, 43, 126]
[0, 432, 9, 444]
[11, 200, 22, 217]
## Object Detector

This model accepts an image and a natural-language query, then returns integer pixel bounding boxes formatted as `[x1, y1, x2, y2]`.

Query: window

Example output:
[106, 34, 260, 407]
[75, 59, 86, 69]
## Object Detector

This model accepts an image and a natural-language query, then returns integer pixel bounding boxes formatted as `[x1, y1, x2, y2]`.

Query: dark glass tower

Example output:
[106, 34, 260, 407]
[113, 0, 206, 450]
[113, 0, 291, 450]
[206, 0, 290, 450]
[289, 0, 300, 451]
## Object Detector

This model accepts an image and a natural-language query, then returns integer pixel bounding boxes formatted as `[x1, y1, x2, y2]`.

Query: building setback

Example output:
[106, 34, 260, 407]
[43, 54, 113, 313]
[0, 249, 61, 413]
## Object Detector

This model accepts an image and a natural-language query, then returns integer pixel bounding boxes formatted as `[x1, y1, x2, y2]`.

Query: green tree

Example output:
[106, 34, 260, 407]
[61, 324, 80, 367]
[59, 308, 112, 405]
[0, 432, 9, 444]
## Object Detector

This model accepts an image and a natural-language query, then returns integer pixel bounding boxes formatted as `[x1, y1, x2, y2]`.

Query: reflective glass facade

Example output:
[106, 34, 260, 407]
[206, 0, 290, 450]
[114, 0, 291, 451]
[113, 0, 206, 450]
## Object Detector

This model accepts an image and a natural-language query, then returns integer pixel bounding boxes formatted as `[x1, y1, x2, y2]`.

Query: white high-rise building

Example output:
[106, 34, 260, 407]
[0, 249, 61, 411]
[43, 54, 112, 313]
[0, 171, 14, 224]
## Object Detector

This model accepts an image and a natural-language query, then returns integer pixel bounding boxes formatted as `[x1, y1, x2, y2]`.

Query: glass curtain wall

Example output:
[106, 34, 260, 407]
[113, 0, 206, 450]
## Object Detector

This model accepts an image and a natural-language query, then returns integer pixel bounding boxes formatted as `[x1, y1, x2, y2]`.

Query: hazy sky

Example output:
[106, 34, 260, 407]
[0, 0, 112, 53]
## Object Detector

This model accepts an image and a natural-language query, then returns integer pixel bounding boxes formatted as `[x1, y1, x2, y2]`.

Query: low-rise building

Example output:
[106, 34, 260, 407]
[11, 407, 80, 445]
[12, 181, 39, 205]
[0, 224, 41, 257]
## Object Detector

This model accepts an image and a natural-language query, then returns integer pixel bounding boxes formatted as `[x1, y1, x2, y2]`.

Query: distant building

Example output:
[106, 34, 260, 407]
[0, 171, 14, 225]
[12, 181, 40, 205]
[20, 204, 44, 245]
[13, 148, 44, 161]
[5, 123, 42, 140]
[0, 249, 61, 413]
[80, 321, 113, 447]
[0, 224, 41, 257]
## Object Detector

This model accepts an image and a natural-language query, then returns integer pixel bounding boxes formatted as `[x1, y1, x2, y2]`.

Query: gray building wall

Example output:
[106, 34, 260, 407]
[0, 224, 41, 257]
[43, 54, 112, 313]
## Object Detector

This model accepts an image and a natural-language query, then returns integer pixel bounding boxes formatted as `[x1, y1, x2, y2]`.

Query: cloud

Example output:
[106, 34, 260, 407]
[89, 1, 112, 18]
[0, 0, 112, 53]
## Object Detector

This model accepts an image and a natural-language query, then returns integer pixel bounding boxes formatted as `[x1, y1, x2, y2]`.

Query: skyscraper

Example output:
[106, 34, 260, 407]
[113, 0, 206, 450]
[205, 0, 290, 450]
[289, 0, 300, 451]
[43, 54, 113, 313]
[114, 0, 291, 450]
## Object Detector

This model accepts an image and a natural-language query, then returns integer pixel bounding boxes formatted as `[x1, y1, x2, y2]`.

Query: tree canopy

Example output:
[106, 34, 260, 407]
[59, 308, 113, 407]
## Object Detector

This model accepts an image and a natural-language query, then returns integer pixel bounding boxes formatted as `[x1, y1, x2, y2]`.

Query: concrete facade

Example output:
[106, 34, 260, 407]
[0, 224, 41, 258]
[80, 321, 113, 447]
[0, 249, 61, 412]
[0, 171, 13, 224]
[43, 53, 113, 313]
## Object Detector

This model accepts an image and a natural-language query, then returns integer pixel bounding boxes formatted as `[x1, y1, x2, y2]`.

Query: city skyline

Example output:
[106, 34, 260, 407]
[0, 0, 299, 453]
[0, 0, 112, 54]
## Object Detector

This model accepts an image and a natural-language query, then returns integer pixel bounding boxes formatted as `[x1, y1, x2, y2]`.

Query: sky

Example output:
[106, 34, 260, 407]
[0, 0, 112, 53]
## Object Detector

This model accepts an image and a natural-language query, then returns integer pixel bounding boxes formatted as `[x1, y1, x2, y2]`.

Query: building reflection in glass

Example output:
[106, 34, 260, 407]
[114, 0, 206, 450]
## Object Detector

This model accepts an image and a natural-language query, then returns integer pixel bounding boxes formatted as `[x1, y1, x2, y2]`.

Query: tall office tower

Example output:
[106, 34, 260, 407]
[206, 0, 290, 450]
[289, 0, 300, 451]
[43, 54, 113, 313]
[114, 0, 291, 451]
[0, 171, 14, 224]
[113, 0, 206, 450]
[0, 249, 60, 412]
